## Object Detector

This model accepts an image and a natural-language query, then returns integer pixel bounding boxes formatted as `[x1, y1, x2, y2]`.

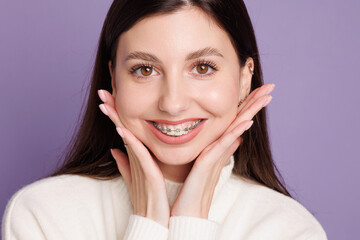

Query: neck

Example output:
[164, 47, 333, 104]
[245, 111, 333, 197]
[155, 157, 231, 183]
[155, 159, 195, 183]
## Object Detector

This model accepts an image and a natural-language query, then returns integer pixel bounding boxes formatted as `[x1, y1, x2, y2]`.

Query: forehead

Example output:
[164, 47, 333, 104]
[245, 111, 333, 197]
[116, 7, 235, 63]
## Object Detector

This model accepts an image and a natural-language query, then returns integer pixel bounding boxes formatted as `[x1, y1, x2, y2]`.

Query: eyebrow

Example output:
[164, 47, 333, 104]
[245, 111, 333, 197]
[124, 47, 224, 63]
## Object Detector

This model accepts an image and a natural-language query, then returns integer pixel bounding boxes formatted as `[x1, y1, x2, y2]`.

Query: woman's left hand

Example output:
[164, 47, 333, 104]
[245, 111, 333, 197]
[170, 83, 275, 218]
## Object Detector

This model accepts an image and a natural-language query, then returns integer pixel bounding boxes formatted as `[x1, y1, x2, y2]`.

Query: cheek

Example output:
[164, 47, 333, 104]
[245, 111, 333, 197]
[199, 79, 238, 116]
[114, 80, 152, 127]
[196, 77, 239, 142]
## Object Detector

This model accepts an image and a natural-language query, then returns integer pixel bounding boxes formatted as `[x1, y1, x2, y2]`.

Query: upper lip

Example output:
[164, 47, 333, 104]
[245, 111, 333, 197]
[149, 118, 204, 125]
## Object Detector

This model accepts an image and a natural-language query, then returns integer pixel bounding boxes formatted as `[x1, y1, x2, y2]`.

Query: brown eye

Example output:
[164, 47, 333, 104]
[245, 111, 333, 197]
[140, 66, 153, 76]
[196, 64, 209, 74]
[129, 64, 158, 79]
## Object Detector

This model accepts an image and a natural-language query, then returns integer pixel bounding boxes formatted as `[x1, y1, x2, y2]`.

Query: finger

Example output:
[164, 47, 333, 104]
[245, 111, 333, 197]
[223, 136, 241, 164]
[199, 132, 243, 157]
[112, 145, 138, 206]
[210, 136, 241, 180]
[238, 83, 275, 113]
[98, 89, 123, 128]
[116, 127, 162, 180]
[99, 103, 124, 128]
[240, 94, 271, 122]
[237, 87, 261, 113]
[110, 131, 140, 197]
[110, 148, 131, 187]
[225, 94, 271, 136]
[122, 134, 144, 187]
[97, 89, 116, 107]
[230, 136, 242, 153]
[218, 120, 253, 152]
[199, 120, 253, 168]
[116, 127, 147, 182]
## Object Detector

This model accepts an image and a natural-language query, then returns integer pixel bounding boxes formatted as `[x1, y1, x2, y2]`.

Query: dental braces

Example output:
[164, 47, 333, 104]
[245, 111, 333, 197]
[153, 119, 202, 133]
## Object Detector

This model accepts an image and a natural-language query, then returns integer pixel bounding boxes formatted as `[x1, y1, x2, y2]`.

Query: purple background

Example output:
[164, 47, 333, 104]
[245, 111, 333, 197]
[1, 1, 359, 239]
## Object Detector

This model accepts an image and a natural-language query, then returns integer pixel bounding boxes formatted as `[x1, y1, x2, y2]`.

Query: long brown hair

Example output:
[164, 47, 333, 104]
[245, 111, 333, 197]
[47, 0, 291, 197]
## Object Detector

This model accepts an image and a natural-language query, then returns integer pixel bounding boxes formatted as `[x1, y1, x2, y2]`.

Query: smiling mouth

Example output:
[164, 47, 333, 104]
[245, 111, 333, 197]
[152, 119, 203, 137]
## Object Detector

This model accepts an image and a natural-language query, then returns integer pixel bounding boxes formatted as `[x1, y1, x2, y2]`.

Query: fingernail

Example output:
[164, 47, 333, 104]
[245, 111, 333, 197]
[98, 90, 107, 102]
[99, 104, 109, 116]
[116, 127, 124, 138]
[245, 120, 254, 131]
[263, 95, 272, 107]
[265, 84, 275, 94]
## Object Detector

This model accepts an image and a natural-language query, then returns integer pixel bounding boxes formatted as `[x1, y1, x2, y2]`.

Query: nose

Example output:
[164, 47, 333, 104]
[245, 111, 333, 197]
[158, 75, 190, 116]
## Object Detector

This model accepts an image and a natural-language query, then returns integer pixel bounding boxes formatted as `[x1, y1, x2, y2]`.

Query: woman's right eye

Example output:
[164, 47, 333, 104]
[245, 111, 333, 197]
[129, 64, 158, 78]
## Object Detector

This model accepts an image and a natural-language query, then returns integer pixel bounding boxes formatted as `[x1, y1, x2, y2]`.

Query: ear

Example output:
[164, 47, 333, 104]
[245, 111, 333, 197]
[238, 57, 254, 102]
[108, 60, 116, 97]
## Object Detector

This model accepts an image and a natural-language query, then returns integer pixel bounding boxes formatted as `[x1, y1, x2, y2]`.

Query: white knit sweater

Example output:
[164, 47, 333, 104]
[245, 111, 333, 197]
[2, 156, 327, 239]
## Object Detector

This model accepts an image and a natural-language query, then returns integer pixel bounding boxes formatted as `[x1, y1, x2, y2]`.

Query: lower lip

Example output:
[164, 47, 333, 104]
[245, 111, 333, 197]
[146, 120, 206, 145]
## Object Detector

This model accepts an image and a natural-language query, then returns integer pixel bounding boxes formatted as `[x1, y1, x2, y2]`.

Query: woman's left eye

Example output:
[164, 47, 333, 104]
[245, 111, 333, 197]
[191, 60, 218, 77]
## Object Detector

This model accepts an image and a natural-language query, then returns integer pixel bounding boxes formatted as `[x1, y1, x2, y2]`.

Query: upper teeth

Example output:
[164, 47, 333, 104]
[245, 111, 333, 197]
[153, 120, 202, 136]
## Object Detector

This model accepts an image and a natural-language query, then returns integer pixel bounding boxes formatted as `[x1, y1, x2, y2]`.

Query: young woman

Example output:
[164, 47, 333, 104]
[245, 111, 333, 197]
[2, 0, 327, 239]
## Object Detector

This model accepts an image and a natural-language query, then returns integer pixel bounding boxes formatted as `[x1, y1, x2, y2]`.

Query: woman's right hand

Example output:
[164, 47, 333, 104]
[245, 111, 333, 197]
[97, 89, 170, 228]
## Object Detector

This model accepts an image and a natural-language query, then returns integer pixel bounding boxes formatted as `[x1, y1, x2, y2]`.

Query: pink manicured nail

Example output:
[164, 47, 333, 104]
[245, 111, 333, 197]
[98, 90, 107, 102]
[245, 120, 254, 131]
[263, 95, 272, 107]
[265, 84, 275, 94]
[99, 104, 108, 116]
[116, 127, 124, 138]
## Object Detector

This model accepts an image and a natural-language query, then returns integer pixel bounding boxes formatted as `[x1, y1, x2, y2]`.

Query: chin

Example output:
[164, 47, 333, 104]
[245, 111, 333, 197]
[150, 146, 200, 166]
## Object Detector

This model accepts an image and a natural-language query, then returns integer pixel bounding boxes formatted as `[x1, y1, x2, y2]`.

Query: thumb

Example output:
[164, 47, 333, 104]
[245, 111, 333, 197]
[110, 148, 131, 188]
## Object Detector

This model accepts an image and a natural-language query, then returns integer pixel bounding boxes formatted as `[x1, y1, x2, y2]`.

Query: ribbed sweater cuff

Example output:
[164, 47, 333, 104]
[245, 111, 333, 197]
[168, 216, 219, 240]
[123, 214, 168, 240]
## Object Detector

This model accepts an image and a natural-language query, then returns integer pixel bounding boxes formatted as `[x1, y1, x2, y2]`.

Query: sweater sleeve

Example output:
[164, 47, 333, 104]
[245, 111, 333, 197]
[168, 216, 220, 240]
[123, 214, 168, 240]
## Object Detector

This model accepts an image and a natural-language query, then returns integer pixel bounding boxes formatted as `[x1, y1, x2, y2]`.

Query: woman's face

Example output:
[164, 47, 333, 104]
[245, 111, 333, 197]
[110, 7, 250, 176]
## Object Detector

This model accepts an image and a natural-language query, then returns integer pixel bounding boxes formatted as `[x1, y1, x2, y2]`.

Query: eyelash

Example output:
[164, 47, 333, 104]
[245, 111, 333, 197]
[128, 59, 219, 79]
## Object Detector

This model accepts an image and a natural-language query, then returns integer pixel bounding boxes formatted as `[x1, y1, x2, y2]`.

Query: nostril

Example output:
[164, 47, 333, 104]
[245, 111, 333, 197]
[158, 94, 190, 115]
[156, 81, 190, 117]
